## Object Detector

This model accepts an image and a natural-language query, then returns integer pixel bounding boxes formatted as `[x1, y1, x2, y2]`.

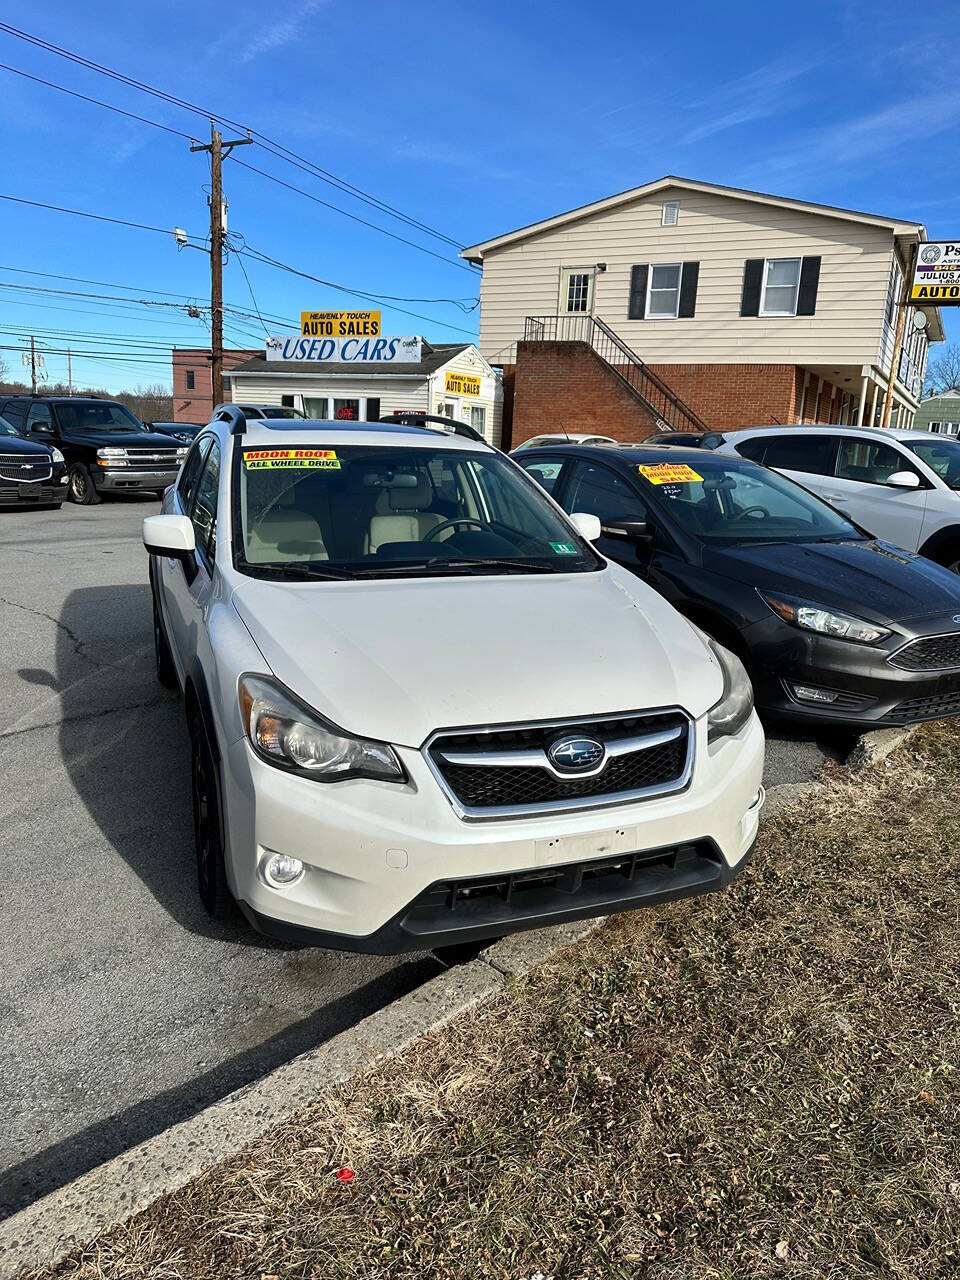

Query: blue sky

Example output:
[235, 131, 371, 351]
[0, 0, 957, 393]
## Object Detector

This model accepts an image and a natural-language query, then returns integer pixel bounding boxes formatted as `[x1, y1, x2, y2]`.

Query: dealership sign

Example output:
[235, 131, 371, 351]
[444, 370, 481, 397]
[912, 242, 960, 304]
[300, 310, 381, 337]
[265, 335, 422, 363]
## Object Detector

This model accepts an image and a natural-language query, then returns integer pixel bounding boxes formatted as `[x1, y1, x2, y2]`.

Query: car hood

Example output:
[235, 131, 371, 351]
[63, 430, 181, 448]
[706, 537, 960, 626]
[230, 564, 721, 746]
[0, 434, 52, 457]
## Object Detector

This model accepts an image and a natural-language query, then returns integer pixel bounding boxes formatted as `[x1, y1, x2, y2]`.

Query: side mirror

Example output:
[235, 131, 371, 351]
[143, 514, 196, 560]
[886, 471, 921, 490]
[570, 512, 602, 541]
[31, 422, 53, 434]
[601, 518, 652, 541]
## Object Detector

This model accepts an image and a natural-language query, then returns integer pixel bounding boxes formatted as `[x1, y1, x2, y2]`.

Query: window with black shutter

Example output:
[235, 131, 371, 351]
[365, 397, 381, 422]
[797, 256, 821, 315]
[741, 259, 764, 315]
[628, 264, 648, 319]
[678, 262, 699, 318]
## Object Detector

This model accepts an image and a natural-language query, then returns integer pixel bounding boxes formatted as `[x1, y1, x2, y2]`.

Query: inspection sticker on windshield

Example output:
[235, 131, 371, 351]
[550, 541, 577, 555]
[243, 448, 340, 471]
[638, 463, 702, 485]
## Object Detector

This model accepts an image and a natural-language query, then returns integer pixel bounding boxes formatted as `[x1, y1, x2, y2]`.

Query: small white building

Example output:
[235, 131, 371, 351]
[224, 340, 503, 445]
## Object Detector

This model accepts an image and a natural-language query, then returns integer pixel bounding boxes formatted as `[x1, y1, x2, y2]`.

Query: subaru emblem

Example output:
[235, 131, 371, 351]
[547, 736, 605, 772]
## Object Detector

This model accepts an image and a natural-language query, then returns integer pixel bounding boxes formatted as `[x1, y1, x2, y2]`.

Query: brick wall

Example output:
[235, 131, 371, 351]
[646, 363, 801, 429]
[511, 341, 662, 447]
[171, 349, 260, 423]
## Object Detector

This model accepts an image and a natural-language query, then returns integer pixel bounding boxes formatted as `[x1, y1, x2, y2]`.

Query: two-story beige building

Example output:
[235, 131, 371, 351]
[461, 176, 944, 445]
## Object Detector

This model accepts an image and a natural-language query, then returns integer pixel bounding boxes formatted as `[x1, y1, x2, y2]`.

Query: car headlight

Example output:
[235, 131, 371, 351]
[760, 593, 889, 644]
[705, 637, 754, 743]
[50, 447, 65, 463]
[238, 673, 405, 782]
[97, 447, 127, 457]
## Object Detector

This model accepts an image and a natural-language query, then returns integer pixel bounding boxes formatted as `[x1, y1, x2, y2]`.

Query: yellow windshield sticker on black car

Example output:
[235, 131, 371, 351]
[243, 448, 340, 471]
[638, 463, 702, 485]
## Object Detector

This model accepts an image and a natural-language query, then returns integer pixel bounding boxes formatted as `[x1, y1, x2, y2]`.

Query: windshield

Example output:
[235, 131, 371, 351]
[55, 401, 143, 433]
[0, 415, 20, 438]
[904, 437, 960, 490]
[235, 444, 602, 579]
[637, 457, 863, 545]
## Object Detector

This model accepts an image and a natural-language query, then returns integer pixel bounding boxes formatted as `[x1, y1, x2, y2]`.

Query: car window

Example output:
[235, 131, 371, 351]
[0, 414, 20, 437]
[734, 438, 767, 462]
[903, 437, 960, 490]
[565, 461, 648, 522]
[520, 457, 565, 495]
[176, 436, 212, 512]
[26, 403, 54, 432]
[0, 402, 26, 430]
[757, 434, 838, 475]
[835, 438, 918, 485]
[191, 441, 220, 562]
[53, 401, 142, 433]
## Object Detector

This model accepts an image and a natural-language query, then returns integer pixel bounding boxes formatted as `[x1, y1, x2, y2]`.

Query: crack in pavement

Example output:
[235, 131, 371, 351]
[0, 594, 99, 668]
[0, 698, 171, 743]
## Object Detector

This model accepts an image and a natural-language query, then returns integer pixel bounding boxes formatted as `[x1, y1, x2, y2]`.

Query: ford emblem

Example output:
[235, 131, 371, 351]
[547, 736, 605, 772]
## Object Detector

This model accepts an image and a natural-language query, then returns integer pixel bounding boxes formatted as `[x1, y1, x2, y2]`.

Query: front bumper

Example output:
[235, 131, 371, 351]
[223, 711, 765, 952]
[747, 614, 960, 727]
[0, 467, 67, 505]
[94, 467, 179, 493]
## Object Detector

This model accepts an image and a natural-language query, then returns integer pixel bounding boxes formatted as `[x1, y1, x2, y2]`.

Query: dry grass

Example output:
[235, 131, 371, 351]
[35, 723, 960, 1280]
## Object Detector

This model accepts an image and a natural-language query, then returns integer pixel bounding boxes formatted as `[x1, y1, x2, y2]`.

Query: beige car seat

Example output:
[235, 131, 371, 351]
[365, 476, 443, 553]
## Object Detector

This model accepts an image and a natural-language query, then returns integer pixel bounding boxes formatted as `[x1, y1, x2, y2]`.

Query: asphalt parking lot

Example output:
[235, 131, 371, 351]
[0, 501, 853, 1220]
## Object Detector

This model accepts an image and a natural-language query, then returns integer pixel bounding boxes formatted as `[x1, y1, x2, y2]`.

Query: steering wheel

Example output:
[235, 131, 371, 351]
[728, 505, 770, 523]
[423, 517, 487, 542]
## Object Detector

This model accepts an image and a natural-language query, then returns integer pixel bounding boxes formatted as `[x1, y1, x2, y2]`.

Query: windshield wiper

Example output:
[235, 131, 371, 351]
[350, 557, 569, 577]
[242, 561, 356, 581]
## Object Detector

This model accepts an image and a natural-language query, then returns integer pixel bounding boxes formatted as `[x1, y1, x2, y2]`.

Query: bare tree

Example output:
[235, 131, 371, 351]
[924, 342, 960, 396]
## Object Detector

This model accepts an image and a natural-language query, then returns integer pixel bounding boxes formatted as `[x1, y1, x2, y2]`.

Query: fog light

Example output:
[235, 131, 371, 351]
[790, 684, 839, 704]
[259, 851, 304, 889]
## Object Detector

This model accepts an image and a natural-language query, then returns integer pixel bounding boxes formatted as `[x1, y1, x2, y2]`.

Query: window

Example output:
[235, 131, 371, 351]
[759, 434, 839, 476]
[647, 263, 682, 318]
[661, 201, 679, 226]
[905, 436, 960, 488]
[885, 262, 901, 327]
[304, 397, 329, 419]
[191, 441, 220, 561]
[185, 369, 196, 391]
[565, 461, 648, 523]
[565, 271, 592, 313]
[365, 397, 381, 423]
[0, 401, 26, 429]
[26, 403, 54, 433]
[521, 457, 565, 495]
[333, 398, 360, 421]
[281, 394, 295, 407]
[734, 438, 768, 463]
[835, 438, 918, 486]
[177, 435, 212, 513]
[470, 405, 486, 436]
[760, 258, 801, 316]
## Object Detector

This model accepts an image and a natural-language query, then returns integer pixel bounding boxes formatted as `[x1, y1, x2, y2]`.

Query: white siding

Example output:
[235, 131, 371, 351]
[225, 374, 430, 416]
[476, 185, 895, 368]
[427, 346, 504, 446]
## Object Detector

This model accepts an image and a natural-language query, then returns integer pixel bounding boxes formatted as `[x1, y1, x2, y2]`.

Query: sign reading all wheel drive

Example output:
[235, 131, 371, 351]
[911, 243, 960, 304]
[300, 310, 381, 337]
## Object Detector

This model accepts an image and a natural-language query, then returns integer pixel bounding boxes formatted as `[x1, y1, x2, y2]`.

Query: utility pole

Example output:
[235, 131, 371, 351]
[190, 121, 251, 409]
[30, 335, 37, 395]
[67, 348, 73, 395]
[881, 241, 918, 430]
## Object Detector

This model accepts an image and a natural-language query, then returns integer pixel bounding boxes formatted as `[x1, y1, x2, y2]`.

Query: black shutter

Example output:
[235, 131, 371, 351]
[797, 255, 821, 316]
[678, 262, 699, 318]
[365, 396, 381, 422]
[741, 259, 764, 316]
[628, 264, 648, 319]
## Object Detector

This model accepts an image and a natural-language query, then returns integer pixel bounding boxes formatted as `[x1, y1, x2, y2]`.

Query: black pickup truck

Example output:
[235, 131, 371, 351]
[0, 396, 187, 505]
[0, 411, 67, 508]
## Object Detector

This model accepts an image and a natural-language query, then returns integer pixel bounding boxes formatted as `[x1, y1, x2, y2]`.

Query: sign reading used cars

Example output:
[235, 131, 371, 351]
[911, 243, 960, 304]
[444, 370, 481, 397]
[265, 335, 422, 363]
[300, 310, 382, 337]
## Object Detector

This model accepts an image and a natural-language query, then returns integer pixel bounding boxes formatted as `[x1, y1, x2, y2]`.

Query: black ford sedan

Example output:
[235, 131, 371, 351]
[518, 444, 960, 727]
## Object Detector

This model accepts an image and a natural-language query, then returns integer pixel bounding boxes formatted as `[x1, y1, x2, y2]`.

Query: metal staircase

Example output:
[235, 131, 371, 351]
[523, 314, 709, 433]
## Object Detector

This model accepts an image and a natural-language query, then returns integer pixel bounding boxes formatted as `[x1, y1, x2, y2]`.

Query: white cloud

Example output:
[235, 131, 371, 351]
[234, 0, 330, 64]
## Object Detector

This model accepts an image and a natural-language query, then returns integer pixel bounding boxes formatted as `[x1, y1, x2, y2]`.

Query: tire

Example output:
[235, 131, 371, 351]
[153, 598, 177, 689]
[67, 463, 101, 505]
[190, 710, 232, 918]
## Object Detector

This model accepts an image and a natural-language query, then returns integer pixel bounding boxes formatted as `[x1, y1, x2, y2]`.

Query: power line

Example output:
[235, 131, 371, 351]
[0, 191, 204, 240]
[0, 22, 465, 252]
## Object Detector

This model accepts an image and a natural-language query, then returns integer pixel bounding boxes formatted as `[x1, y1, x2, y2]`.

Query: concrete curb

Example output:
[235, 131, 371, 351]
[0, 725, 920, 1277]
[0, 921, 600, 1279]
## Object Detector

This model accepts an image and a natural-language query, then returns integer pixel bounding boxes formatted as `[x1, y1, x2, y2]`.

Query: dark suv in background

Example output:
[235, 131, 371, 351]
[0, 411, 67, 509]
[0, 397, 187, 504]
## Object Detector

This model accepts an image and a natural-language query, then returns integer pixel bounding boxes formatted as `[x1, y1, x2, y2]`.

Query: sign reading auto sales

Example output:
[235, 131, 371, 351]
[911, 243, 960, 304]
[444, 370, 481, 397]
[300, 310, 381, 337]
[265, 335, 422, 363]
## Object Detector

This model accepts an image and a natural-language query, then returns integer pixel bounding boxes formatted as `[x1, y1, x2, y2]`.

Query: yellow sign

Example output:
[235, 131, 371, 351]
[637, 463, 703, 485]
[444, 370, 481, 397]
[243, 448, 340, 471]
[911, 243, 960, 306]
[300, 310, 381, 337]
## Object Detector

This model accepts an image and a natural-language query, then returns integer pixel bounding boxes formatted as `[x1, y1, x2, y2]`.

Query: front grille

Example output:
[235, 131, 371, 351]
[890, 633, 960, 671]
[0, 454, 52, 483]
[426, 710, 692, 820]
[887, 688, 960, 724]
[124, 449, 181, 466]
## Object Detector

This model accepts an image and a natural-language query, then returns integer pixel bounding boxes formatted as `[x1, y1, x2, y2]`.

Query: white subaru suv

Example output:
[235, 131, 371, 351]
[143, 408, 764, 953]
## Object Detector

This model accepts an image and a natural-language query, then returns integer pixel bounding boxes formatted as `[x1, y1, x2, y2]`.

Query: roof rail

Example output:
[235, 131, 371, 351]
[214, 404, 247, 435]
[379, 411, 485, 443]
